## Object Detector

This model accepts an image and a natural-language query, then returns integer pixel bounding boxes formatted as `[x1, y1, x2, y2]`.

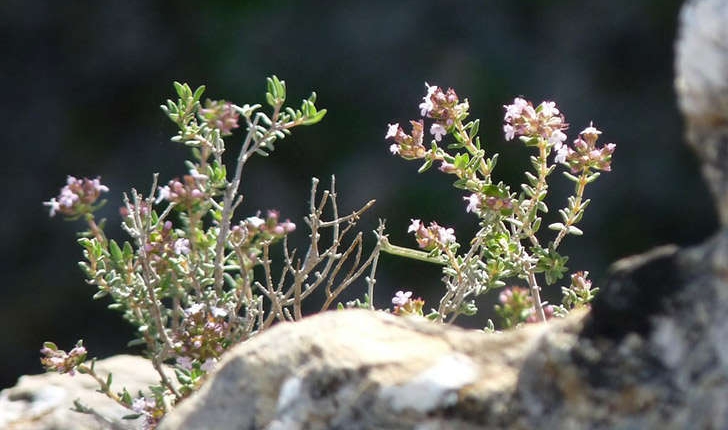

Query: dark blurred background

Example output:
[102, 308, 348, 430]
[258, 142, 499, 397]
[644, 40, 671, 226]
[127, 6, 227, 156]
[1, 0, 716, 389]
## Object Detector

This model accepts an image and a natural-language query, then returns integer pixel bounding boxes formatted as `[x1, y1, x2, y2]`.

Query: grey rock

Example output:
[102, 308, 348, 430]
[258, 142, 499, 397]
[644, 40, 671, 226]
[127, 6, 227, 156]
[675, 0, 728, 225]
[0, 355, 161, 429]
[157, 1, 728, 428]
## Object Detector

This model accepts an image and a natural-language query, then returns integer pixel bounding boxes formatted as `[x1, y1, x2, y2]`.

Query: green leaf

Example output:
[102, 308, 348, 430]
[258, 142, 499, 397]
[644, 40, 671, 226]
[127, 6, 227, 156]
[109, 240, 123, 265]
[563, 171, 580, 182]
[548, 222, 565, 231]
[106, 373, 113, 389]
[468, 119, 480, 139]
[122, 414, 143, 420]
[417, 159, 433, 173]
[121, 388, 133, 405]
[173, 81, 185, 98]
[531, 217, 542, 232]
[586, 172, 601, 183]
[567, 226, 583, 236]
[43, 341, 58, 351]
[122, 241, 133, 261]
[265, 92, 276, 108]
[301, 109, 327, 125]
[192, 85, 206, 103]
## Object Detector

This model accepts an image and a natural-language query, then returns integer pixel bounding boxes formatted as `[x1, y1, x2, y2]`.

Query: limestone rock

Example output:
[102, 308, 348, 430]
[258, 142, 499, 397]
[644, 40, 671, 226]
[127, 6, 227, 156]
[159, 308, 562, 430]
[159, 230, 728, 429]
[0, 355, 161, 430]
[675, 0, 728, 225]
[155, 2, 728, 428]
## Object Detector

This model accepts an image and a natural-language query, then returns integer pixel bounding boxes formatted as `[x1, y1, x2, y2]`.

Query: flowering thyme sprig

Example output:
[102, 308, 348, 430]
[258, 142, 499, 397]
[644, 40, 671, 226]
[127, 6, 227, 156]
[391, 290, 425, 316]
[384, 83, 614, 326]
[42, 77, 382, 428]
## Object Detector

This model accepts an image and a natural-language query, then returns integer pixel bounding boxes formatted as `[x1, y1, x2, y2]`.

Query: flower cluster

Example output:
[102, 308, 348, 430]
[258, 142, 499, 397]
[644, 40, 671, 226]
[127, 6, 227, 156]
[557, 124, 616, 173]
[554, 271, 599, 316]
[43, 78, 383, 428]
[199, 99, 240, 136]
[172, 303, 229, 368]
[43, 176, 109, 218]
[156, 170, 208, 208]
[386, 120, 426, 159]
[495, 286, 554, 328]
[131, 396, 166, 430]
[503, 97, 568, 149]
[408, 219, 457, 252]
[384, 83, 613, 326]
[391, 290, 425, 316]
[40, 341, 87, 375]
[230, 210, 296, 250]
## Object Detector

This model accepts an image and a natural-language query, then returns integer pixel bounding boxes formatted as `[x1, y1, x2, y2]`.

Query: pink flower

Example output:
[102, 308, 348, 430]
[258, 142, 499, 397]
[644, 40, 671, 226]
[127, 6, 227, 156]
[201, 358, 217, 372]
[176, 356, 193, 371]
[438, 161, 457, 174]
[174, 238, 191, 255]
[503, 97, 529, 122]
[503, 124, 515, 141]
[392, 290, 413, 306]
[430, 123, 447, 142]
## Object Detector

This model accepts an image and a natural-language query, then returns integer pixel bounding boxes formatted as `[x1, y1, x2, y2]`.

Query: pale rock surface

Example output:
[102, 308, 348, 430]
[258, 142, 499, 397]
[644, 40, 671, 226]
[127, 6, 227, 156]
[158, 0, 728, 428]
[0, 355, 161, 429]
[6, 1, 728, 429]
[158, 232, 728, 430]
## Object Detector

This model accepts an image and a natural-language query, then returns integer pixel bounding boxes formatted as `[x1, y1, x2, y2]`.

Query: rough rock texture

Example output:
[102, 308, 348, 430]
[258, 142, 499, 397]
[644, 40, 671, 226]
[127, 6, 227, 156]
[6, 1, 728, 429]
[156, 231, 728, 429]
[157, 0, 728, 428]
[675, 0, 728, 225]
[0, 355, 161, 429]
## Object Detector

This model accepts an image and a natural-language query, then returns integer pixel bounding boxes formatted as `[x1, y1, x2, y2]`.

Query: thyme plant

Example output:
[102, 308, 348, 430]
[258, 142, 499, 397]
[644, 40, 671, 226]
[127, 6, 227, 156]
[42, 77, 382, 428]
[382, 84, 611, 327]
[41, 79, 612, 428]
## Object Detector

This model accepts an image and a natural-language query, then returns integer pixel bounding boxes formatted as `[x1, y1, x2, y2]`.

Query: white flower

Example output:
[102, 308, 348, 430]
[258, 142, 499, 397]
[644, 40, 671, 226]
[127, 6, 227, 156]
[580, 124, 601, 136]
[419, 83, 437, 116]
[201, 358, 217, 372]
[503, 97, 528, 121]
[407, 219, 421, 233]
[430, 123, 447, 142]
[437, 227, 456, 244]
[389, 143, 400, 155]
[156, 185, 171, 204]
[189, 168, 209, 180]
[392, 290, 412, 306]
[539, 101, 560, 117]
[246, 216, 265, 228]
[503, 124, 515, 141]
[91, 178, 109, 193]
[174, 238, 190, 255]
[385, 123, 399, 139]
[44, 198, 60, 217]
[210, 306, 228, 318]
[548, 130, 567, 148]
[464, 194, 481, 213]
[58, 187, 78, 208]
[185, 303, 204, 315]
[555, 146, 570, 164]
[176, 356, 193, 371]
